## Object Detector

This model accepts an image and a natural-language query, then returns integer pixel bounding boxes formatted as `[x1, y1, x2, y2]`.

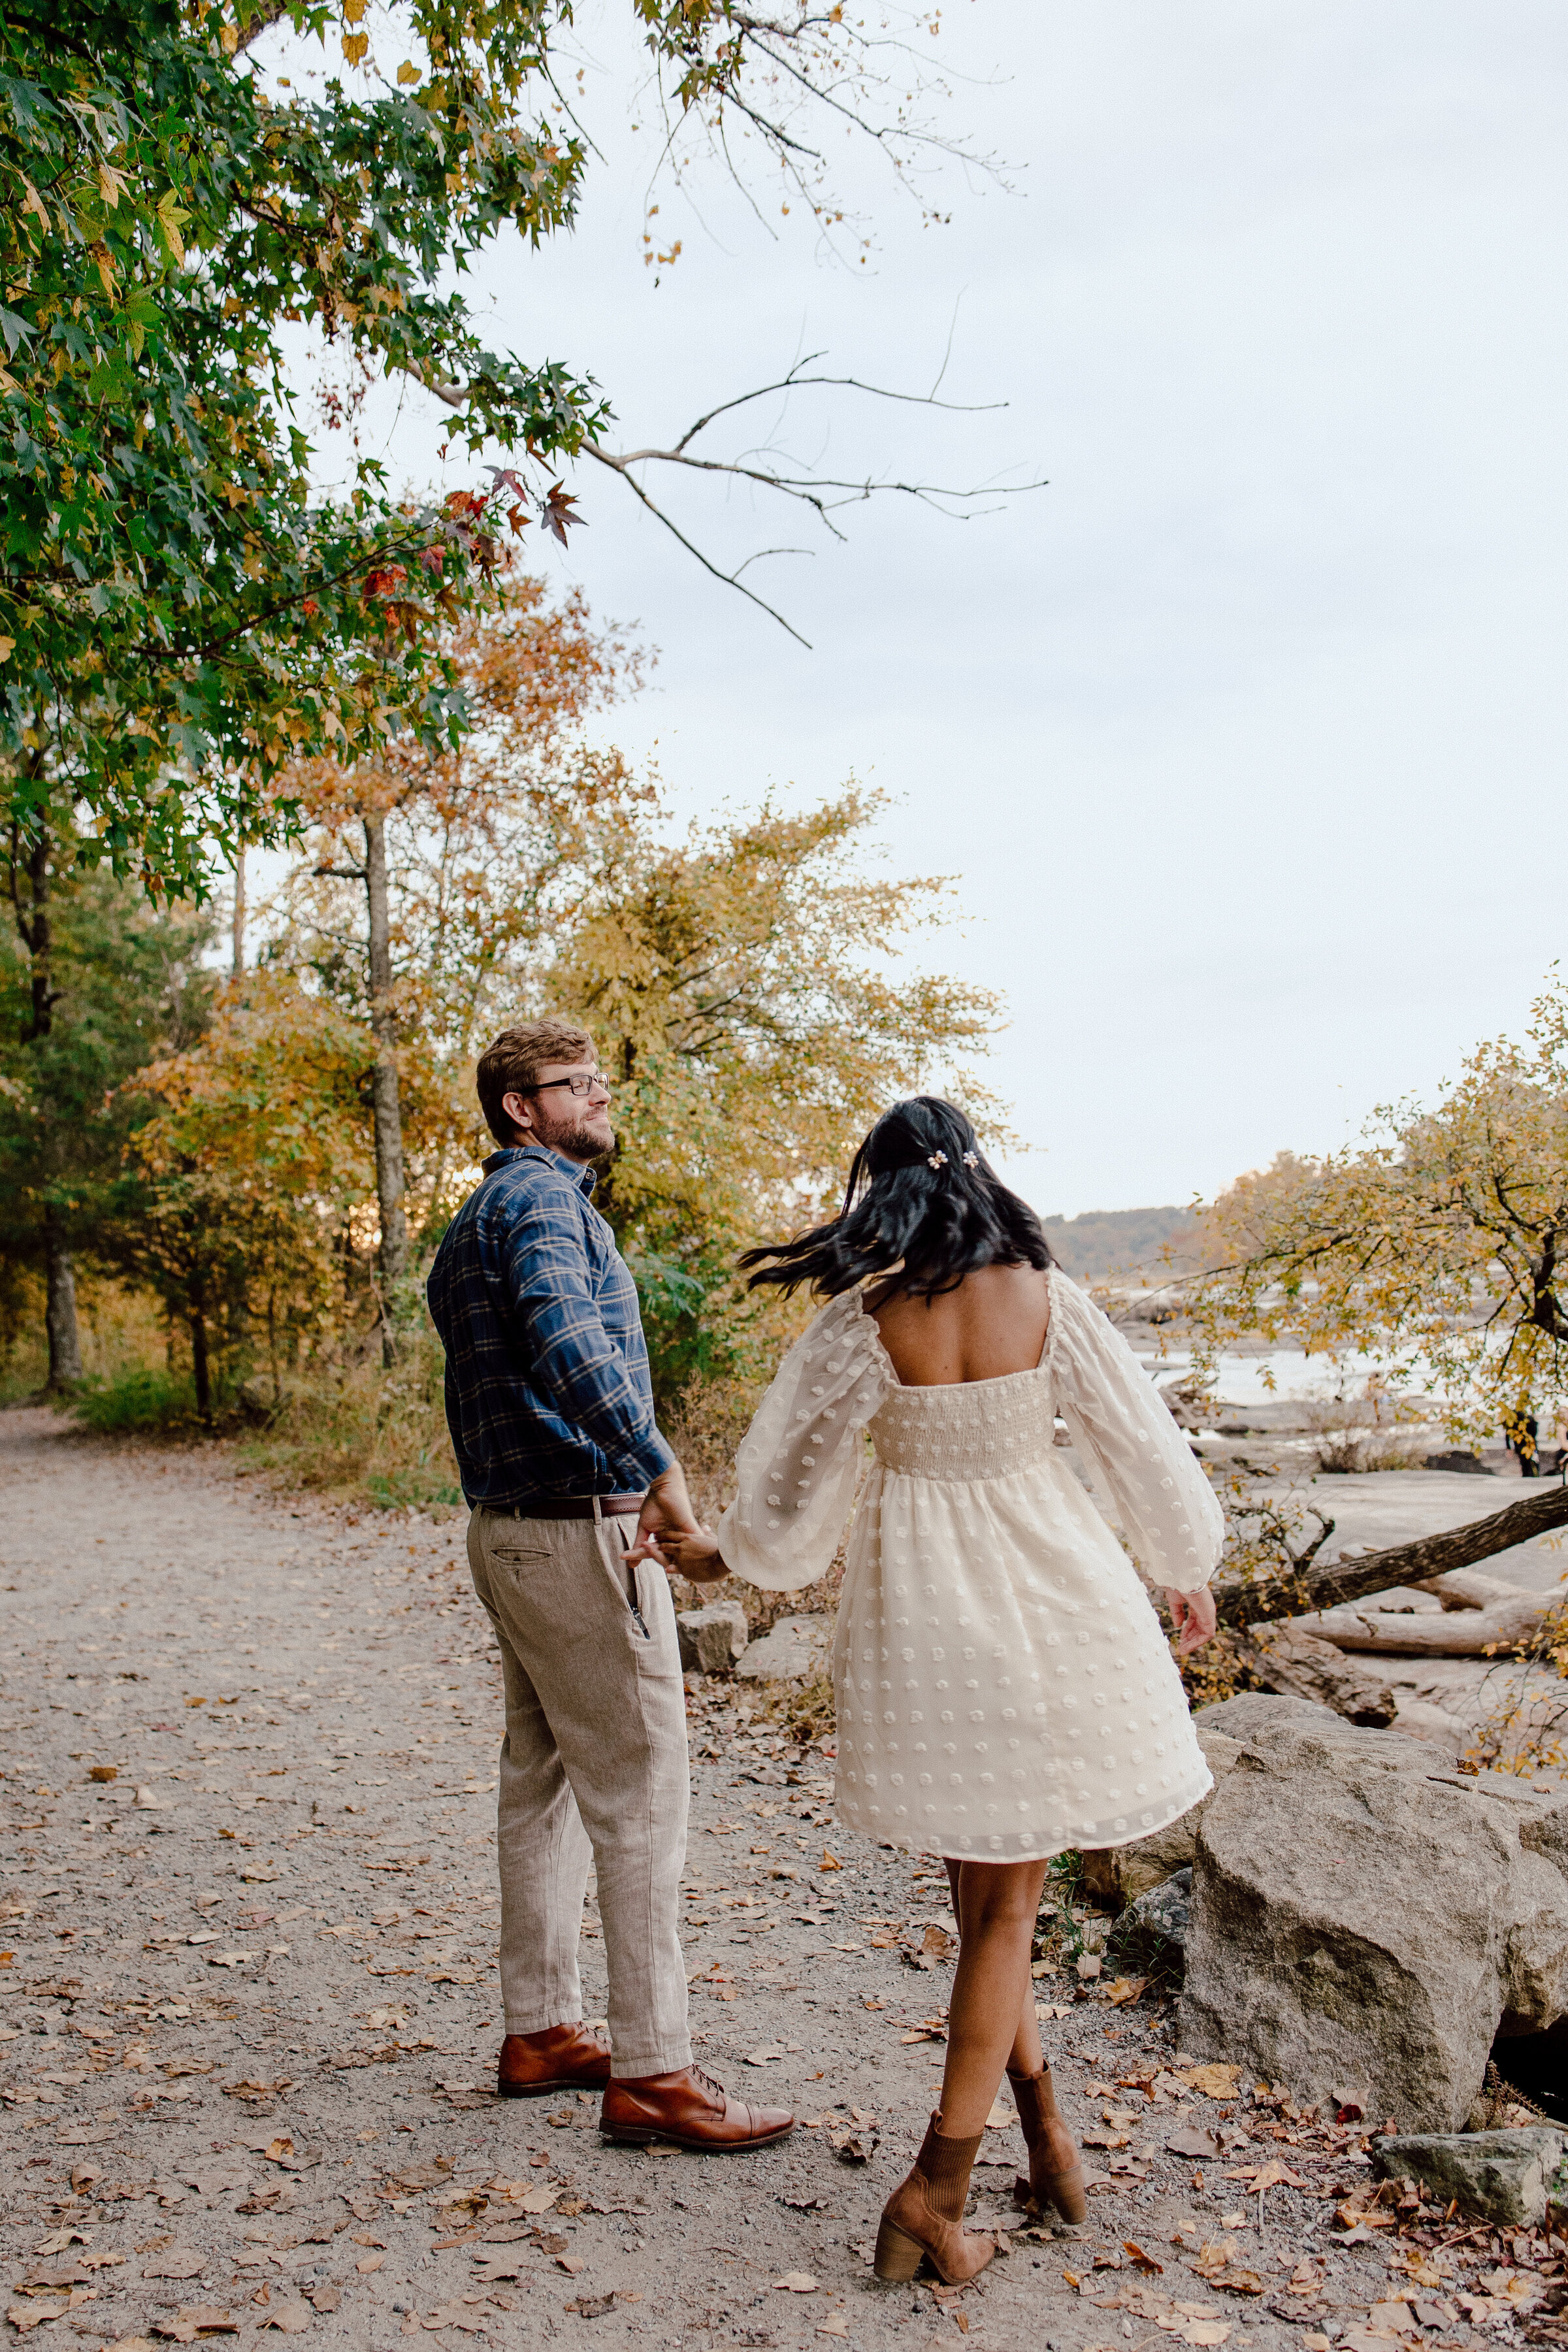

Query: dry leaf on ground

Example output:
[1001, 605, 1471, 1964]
[256, 2300, 313, 2334]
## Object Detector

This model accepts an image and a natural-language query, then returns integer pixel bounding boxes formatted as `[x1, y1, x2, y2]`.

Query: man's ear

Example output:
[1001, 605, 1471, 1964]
[500, 1089, 534, 1141]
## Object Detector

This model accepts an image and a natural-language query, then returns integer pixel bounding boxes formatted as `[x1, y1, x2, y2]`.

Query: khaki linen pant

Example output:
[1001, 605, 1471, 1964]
[466, 1503, 692, 2080]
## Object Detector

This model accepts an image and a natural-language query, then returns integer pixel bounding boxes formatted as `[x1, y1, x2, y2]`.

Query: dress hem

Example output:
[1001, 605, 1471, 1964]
[832, 1765, 1213, 1865]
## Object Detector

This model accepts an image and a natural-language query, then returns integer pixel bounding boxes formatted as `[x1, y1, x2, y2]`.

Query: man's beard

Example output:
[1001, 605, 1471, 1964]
[538, 1114, 613, 1163]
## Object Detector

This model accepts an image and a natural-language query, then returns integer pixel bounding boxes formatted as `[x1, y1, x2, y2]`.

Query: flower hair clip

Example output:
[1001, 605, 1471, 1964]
[963, 1152, 979, 1169]
[926, 1151, 948, 1171]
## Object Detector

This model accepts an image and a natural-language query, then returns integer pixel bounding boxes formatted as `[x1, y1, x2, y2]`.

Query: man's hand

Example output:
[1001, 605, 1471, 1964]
[625, 1462, 700, 1567]
[658, 1528, 728, 1586]
[1165, 1585, 1218, 1656]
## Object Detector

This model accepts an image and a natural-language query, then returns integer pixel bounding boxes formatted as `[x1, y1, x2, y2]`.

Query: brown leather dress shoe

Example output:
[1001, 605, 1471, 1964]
[497, 2023, 612, 2099]
[600, 2064, 794, 2152]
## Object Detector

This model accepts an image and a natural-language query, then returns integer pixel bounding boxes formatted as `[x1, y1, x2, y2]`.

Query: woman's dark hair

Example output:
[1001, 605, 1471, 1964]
[740, 1096, 1056, 1299]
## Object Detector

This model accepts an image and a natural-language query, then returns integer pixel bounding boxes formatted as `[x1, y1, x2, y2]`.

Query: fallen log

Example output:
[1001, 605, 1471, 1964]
[1240, 1621, 1397, 1723]
[1211, 1480, 1568, 1632]
[1295, 1581, 1567, 1658]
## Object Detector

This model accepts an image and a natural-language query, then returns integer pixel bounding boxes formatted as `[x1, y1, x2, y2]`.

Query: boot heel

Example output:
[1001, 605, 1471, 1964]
[874, 2217, 926, 2282]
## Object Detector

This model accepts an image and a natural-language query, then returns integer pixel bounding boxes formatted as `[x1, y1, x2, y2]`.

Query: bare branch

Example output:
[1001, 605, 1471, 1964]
[578, 448, 812, 648]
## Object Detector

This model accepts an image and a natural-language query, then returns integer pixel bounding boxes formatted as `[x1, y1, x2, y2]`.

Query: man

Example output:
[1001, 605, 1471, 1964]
[426, 1018, 792, 2153]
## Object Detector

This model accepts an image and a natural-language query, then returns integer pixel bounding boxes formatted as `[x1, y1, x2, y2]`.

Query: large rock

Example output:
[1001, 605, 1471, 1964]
[733, 1614, 832, 1684]
[1177, 1697, 1568, 2132]
[676, 1601, 749, 1675]
[1373, 2129, 1568, 2227]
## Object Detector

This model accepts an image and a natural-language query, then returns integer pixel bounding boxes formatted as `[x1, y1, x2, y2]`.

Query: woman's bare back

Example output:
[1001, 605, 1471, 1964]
[867, 1262, 1051, 1388]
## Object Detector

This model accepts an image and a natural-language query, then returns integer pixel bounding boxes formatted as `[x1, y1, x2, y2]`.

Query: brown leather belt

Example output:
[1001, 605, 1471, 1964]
[490, 1494, 644, 1521]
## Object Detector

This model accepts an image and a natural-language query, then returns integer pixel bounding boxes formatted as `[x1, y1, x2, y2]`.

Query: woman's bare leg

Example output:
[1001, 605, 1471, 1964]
[944, 1857, 1046, 2079]
[935, 1856, 1049, 2135]
[941, 1858, 1085, 2217]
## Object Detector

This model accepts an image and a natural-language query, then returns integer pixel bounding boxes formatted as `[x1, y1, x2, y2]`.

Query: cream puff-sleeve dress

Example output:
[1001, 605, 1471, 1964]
[714, 1268, 1224, 1861]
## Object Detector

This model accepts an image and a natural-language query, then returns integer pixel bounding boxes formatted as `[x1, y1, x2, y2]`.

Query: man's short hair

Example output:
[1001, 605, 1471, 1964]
[476, 1019, 596, 1147]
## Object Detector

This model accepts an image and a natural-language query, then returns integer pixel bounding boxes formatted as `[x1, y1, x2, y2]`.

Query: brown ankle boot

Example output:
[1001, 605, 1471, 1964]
[874, 2113, 996, 2286]
[1009, 2065, 1086, 2224]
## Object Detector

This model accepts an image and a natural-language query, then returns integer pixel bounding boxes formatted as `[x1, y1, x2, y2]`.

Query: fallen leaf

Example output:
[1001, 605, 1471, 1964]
[1183, 2324, 1232, 2346]
[256, 2300, 313, 2334]
[1168, 2127, 1224, 2159]
[1124, 2242, 1164, 2275]
[1173, 2064, 1242, 2100]
[819, 1854, 843, 1872]
[1227, 2160, 1305, 2196]
[513, 2185, 559, 2215]
[354, 2255, 383, 2276]
[743, 2046, 785, 2065]
[773, 2272, 820, 2293]
[555, 2255, 585, 2276]
[142, 2249, 205, 2281]
[1107, 1976, 1150, 2007]
[817, 2315, 851, 2338]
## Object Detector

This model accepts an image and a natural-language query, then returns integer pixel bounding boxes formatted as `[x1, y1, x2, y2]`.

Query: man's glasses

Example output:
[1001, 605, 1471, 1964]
[529, 1072, 612, 1099]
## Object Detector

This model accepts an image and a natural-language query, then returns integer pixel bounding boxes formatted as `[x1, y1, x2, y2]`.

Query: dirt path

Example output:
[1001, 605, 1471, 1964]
[0, 1409, 1468, 2351]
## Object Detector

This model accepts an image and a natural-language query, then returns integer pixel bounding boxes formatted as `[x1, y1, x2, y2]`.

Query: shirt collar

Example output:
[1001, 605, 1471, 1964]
[483, 1143, 598, 1197]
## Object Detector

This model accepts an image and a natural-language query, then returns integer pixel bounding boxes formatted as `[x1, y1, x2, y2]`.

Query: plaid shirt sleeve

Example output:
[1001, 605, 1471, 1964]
[498, 1180, 675, 1492]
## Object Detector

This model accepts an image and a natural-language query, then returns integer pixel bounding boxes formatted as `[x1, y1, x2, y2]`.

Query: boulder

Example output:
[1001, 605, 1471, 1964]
[1177, 1697, 1568, 2131]
[1107, 1867, 1191, 1981]
[733, 1614, 832, 1684]
[676, 1602, 749, 1676]
[1373, 2128, 1568, 2227]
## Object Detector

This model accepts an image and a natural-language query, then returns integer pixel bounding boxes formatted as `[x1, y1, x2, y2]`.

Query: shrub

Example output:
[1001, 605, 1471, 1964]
[235, 1324, 463, 1515]
[74, 1365, 206, 1432]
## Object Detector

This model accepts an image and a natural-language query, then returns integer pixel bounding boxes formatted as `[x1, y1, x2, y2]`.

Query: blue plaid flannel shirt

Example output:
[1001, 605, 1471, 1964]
[425, 1144, 674, 1512]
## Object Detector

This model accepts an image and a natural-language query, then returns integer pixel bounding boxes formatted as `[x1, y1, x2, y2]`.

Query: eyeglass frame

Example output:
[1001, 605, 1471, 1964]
[525, 1071, 613, 1099]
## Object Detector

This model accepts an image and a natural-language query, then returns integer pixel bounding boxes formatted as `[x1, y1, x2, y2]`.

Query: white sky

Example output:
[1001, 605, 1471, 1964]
[279, 1, 1568, 1215]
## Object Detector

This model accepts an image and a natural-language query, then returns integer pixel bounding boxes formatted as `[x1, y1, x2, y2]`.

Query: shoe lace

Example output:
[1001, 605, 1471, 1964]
[691, 2065, 725, 2103]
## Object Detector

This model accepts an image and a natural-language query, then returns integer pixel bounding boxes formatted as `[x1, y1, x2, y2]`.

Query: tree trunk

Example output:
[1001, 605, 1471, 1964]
[363, 811, 408, 1367]
[231, 848, 246, 977]
[1213, 1481, 1568, 1631]
[13, 821, 83, 1390]
[188, 1274, 212, 1428]
[43, 1208, 82, 1390]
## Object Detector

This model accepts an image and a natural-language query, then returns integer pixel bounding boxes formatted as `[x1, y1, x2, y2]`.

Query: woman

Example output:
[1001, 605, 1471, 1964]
[658, 1098, 1221, 2286]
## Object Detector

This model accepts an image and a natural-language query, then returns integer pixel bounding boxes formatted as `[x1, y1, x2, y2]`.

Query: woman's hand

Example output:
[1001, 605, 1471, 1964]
[1165, 1585, 1218, 1655]
[653, 1527, 730, 1586]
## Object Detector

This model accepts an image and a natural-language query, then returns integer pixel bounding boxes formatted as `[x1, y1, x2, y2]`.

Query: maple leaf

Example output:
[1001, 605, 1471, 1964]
[540, 483, 586, 546]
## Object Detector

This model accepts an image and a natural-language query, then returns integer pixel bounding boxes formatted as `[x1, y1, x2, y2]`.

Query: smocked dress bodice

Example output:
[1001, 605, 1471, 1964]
[867, 1366, 1058, 1482]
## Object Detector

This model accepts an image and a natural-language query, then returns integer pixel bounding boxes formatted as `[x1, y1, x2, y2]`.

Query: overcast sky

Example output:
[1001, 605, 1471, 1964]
[296, 1, 1568, 1215]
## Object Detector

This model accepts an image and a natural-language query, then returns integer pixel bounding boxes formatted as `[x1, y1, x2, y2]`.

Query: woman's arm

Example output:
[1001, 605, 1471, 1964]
[1049, 1271, 1227, 1598]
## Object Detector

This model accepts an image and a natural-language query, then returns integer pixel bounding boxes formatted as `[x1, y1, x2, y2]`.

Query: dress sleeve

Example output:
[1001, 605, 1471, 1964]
[715, 1292, 892, 1593]
[1048, 1269, 1225, 1589]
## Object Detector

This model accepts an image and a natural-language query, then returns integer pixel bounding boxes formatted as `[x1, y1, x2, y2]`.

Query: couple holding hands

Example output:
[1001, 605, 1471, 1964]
[426, 1021, 1220, 2287]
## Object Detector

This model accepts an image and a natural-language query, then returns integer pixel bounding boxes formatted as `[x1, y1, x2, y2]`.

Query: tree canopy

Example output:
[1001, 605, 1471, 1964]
[1186, 977, 1568, 1463]
[0, 0, 973, 892]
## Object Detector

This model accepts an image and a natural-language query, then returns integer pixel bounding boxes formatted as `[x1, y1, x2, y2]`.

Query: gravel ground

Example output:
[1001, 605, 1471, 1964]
[0, 1407, 1555, 2352]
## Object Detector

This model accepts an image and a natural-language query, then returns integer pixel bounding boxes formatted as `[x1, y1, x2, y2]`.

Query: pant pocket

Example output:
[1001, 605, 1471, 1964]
[628, 1558, 681, 1678]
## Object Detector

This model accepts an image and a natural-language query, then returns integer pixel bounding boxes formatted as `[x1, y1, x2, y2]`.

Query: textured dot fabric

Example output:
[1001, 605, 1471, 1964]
[715, 1269, 1223, 1862]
